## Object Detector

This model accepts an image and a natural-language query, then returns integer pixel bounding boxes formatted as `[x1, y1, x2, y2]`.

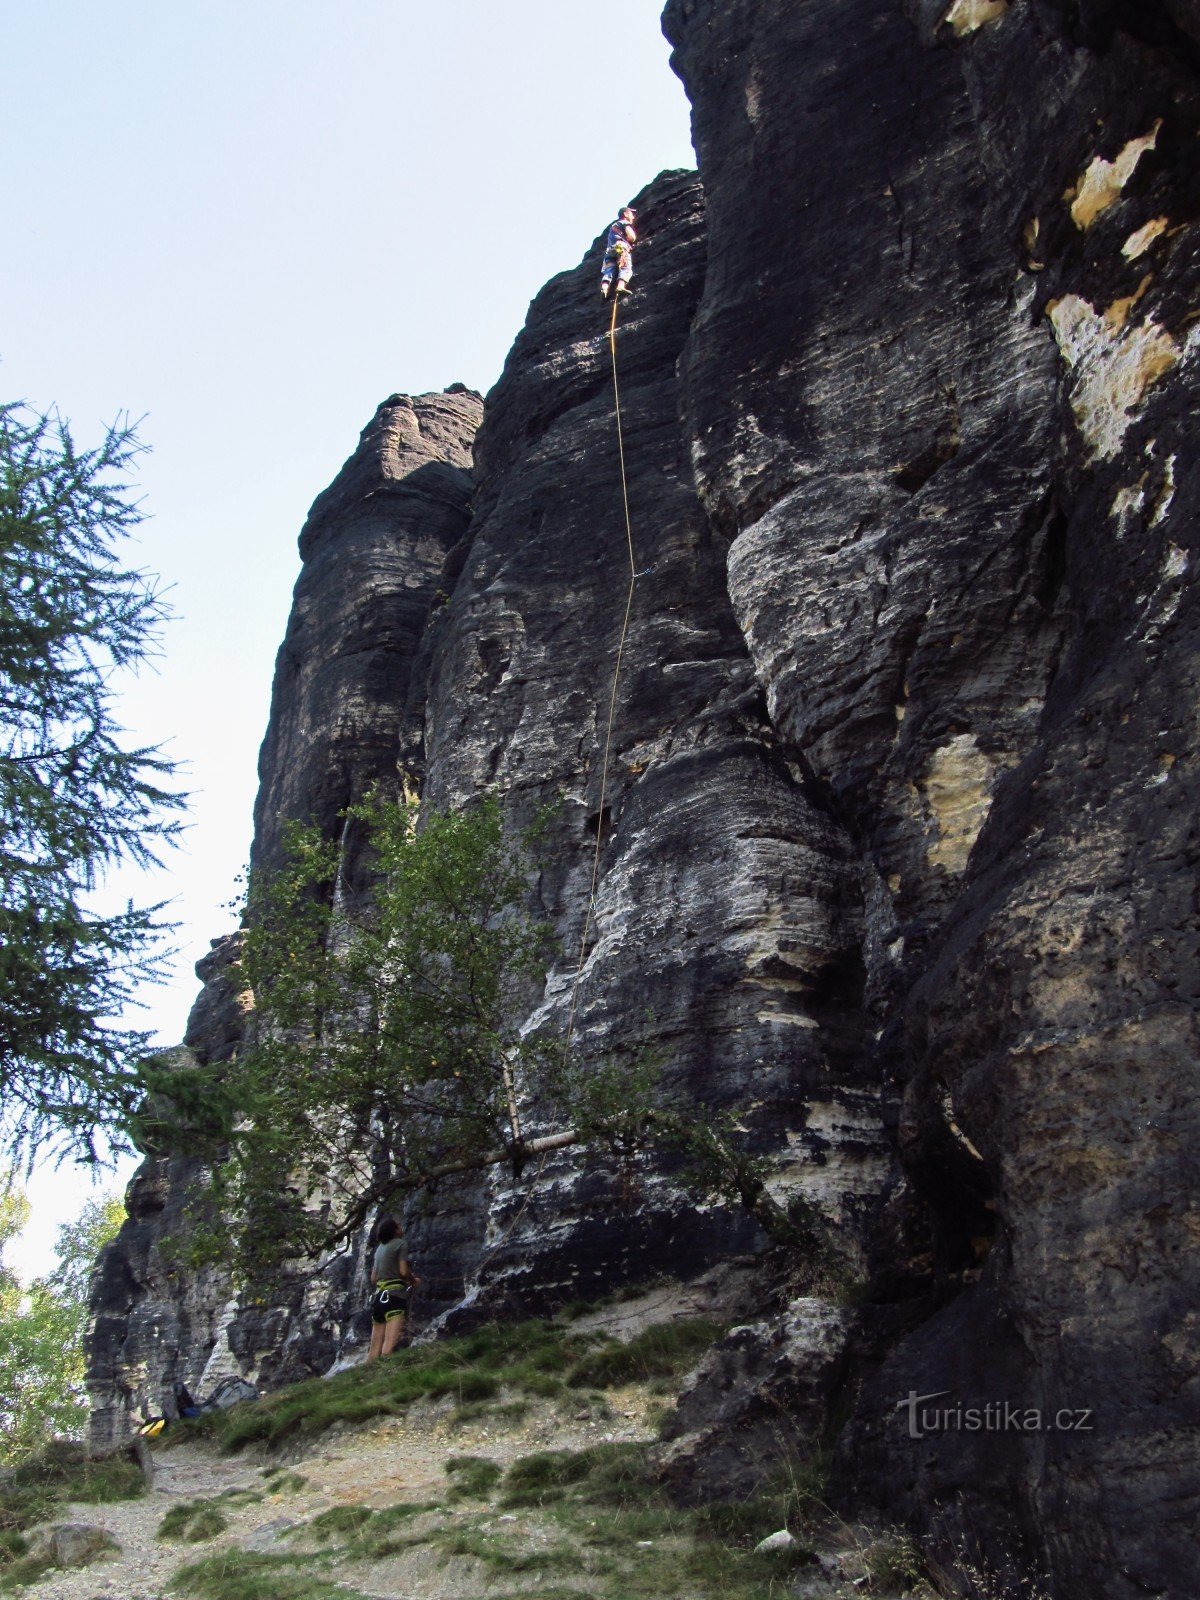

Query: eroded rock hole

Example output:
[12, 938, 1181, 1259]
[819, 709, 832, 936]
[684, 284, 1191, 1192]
[587, 805, 612, 843]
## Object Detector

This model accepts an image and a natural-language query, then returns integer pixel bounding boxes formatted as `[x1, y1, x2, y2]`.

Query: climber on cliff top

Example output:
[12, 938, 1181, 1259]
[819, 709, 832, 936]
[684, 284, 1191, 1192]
[600, 206, 637, 299]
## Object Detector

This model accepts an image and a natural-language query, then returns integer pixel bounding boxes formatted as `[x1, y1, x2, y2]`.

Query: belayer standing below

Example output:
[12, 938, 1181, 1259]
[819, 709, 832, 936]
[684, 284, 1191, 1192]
[600, 206, 637, 299]
[366, 1214, 420, 1362]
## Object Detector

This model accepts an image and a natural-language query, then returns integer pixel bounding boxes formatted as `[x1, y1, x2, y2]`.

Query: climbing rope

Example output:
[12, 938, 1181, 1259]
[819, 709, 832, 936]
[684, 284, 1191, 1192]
[562, 292, 638, 1055]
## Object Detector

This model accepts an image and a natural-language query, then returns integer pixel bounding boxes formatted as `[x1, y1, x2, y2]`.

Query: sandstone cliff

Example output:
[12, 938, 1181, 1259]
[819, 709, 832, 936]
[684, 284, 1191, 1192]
[90, 5, 1200, 1596]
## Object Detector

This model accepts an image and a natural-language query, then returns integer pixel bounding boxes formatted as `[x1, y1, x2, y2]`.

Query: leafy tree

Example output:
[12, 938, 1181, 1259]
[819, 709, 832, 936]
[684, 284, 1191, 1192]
[148, 792, 820, 1282]
[0, 402, 183, 1160]
[0, 1178, 125, 1462]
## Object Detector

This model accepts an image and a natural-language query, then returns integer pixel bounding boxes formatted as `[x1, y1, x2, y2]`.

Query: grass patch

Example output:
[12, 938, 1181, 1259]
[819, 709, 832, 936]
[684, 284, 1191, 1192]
[565, 1318, 725, 1388]
[294, 1500, 439, 1560]
[167, 1317, 725, 1456]
[172, 1550, 373, 1600]
[183, 1321, 624, 1454]
[0, 1524, 119, 1593]
[307, 1505, 373, 1542]
[558, 1277, 674, 1322]
[456, 1592, 599, 1600]
[452, 1397, 530, 1429]
[0, 1441, 145, 1537]
[0, 1548, 55, 1593]
[436, 1526, 576, 1576]
[445, 1455, 502, 1500]
[493, 1444, 818, 1599]
[502, 1442, 650, 1509]
[158, 1499, 230, 1543]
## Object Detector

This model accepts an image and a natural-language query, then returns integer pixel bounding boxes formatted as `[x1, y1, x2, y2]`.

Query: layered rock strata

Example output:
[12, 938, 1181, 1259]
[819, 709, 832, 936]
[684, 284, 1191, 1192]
[662, 2, 1200, 1595]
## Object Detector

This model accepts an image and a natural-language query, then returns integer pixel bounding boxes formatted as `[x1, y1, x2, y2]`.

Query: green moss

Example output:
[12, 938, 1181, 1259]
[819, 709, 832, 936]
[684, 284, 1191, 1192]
[158, 1500, 229, 1543]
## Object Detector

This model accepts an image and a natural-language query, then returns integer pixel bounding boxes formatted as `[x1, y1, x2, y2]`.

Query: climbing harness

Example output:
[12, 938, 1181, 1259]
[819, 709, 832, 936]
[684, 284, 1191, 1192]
[563, 291, 638, 1055]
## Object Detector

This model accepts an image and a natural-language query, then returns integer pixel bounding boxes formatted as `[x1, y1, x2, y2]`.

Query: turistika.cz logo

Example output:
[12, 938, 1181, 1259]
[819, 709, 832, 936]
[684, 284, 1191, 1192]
[897, 1391, 1094, 1440]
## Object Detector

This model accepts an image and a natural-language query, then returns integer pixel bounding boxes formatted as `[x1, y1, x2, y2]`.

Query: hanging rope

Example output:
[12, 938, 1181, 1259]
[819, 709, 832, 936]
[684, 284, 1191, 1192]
[562, 293, 638, 1055]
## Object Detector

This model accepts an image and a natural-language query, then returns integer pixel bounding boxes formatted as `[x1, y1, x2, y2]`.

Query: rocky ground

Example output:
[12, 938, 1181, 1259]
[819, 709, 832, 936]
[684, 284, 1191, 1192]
[10, 1295, 1007, 1600]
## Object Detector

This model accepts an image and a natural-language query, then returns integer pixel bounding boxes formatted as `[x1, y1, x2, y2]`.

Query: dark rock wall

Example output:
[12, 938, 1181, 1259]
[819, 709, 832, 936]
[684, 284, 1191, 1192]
[252, 389, 481, 876]
[664, 1, 1200, 1595]
[89, 5, 1200, 1595]
[418, 170, 884, 1316]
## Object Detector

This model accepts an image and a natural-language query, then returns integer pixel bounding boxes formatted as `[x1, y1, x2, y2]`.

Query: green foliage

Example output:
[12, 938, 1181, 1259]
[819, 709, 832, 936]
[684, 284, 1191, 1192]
[0, 1440, 144, 1537]
[148, 791, 567, 1276]
[0, 402, 183, 1160]
[0, 1178, 125, 1462]
[158, 1499, 229, 1543]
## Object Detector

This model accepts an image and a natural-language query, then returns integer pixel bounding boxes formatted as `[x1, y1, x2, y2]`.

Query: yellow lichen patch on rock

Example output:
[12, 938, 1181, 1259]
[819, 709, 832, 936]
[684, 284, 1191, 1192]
[1123, 216, 1170, 260]
[1047, 293, 1179, 460]
[1067, 122, 1161, 229]
[919, 734, 997, 874]
[1103, 274, 1153, 332]
[942, 0, 1009, 34]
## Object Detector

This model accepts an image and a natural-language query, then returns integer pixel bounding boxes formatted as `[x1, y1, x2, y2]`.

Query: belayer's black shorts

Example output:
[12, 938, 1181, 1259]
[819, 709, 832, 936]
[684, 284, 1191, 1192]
[370, 1281, 410, 1325]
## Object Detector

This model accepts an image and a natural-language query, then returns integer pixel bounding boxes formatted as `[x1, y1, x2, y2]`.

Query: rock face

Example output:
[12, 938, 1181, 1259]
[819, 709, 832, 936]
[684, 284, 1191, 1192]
[88, 390, 481, 1439]
[662, 2, 1200, 1596]
[90, 5, 1200, 1596]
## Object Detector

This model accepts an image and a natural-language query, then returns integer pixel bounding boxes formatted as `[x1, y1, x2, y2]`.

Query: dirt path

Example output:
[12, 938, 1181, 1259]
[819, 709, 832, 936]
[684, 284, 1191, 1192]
[20, 1385, 659, 1600]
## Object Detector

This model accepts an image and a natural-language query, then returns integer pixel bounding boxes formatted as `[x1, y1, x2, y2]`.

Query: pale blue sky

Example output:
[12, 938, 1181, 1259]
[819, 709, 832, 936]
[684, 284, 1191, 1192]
[2, 0, 696, 1278]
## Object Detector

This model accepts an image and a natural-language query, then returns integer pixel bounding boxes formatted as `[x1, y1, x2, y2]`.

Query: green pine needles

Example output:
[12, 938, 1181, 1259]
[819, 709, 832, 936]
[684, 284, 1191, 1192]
[0, 402, 183, 1161]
